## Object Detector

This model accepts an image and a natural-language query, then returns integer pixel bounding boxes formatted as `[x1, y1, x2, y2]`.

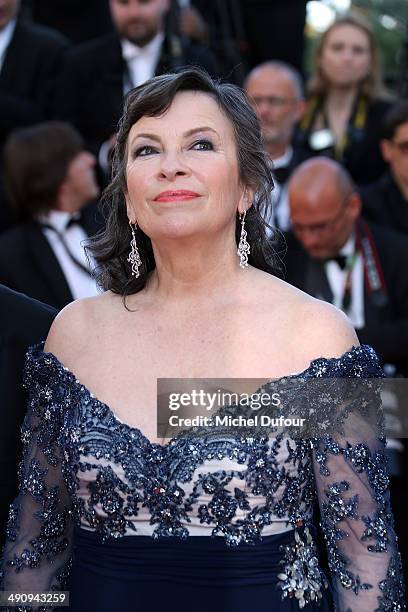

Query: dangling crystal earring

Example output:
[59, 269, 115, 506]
[237, 210, 250, 268]
[127, 221, 142, 278]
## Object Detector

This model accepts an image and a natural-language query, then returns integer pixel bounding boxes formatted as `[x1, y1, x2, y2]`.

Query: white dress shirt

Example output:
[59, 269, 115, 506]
[265, 147, 293, 235]
[98, 32, 165, 173]
[0, 19, 16, 73]
[37, 210, 99, 301]
[271, 147, 293, 232]
[121, 32, 164, 90]
[325, 234, 365, 329]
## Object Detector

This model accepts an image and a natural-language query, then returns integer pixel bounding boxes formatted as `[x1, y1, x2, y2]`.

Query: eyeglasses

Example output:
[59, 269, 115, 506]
[251, 96, 298, 108]
[391, 140, 408, 155]
[292, 192, 354, 236]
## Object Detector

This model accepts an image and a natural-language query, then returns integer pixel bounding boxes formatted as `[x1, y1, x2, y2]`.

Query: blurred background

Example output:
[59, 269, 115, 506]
[17, 0, 408, 95]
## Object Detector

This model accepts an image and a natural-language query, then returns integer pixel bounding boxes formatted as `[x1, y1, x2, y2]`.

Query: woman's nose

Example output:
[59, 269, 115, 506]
[158, 153, 189, 180]
[341, 48, 354, 62]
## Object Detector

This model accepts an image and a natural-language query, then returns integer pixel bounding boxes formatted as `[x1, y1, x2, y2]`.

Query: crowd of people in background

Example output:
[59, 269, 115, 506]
[0, 0, 407, 589]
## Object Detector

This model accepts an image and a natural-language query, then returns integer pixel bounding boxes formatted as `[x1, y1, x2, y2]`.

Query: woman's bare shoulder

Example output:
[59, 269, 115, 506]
[295, 294, 359, 359]
[44, 291, 121, 362]
[254, 272, 359, 362]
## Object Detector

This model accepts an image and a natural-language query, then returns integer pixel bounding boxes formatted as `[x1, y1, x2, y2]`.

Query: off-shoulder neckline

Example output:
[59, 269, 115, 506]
[26, 343, 380, 448]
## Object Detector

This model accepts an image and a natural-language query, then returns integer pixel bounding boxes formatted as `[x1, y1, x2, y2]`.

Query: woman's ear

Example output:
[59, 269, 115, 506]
[125, 196, 135, 224]
[237, 186, 254, 215]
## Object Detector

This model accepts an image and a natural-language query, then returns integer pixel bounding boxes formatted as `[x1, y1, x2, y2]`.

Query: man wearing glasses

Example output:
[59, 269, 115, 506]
[360, 100, 408, 236]
[284, 156, 408, 378]
[244, 61, 308, 231]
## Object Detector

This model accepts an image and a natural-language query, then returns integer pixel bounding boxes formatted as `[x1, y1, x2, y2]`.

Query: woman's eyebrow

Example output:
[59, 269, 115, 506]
[131, 132, 162, 144]
[130, 126, 218, 146]
[183, 126, 218, 137]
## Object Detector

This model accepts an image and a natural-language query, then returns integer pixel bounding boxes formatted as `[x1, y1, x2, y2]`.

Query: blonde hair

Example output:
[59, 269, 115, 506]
[308, 13, 385, 100]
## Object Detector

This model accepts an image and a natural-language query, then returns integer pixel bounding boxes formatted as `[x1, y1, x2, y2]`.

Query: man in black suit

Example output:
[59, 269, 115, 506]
[244, 61, 308, 231]
[284, 157, 408, 376]
[0, 121, 102, 309]
[54, 0, 217, 180]
[0, 0, 67, 145]
[0, 284, 56, 547]
[360, 100, 408, 236]
[0, 0, 68, 232]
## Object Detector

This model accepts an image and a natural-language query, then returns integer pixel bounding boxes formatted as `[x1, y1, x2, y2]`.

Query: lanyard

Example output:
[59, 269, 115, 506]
[339, 251, 358, 312]
[356, 219, 388, 307]
[39, 222, 93, 277]
[301, 95, 368, 160]
[339, 220, 388, 314]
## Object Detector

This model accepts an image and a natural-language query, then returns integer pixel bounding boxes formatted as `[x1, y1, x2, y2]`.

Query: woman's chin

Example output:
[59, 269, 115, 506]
[148, 218, 205, 241]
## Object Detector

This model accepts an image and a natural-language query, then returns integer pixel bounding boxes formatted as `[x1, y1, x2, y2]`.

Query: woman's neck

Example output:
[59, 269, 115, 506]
[144, 231, 247, 303]
[323, 86, 359, 142]
[325, 86, 359, 113]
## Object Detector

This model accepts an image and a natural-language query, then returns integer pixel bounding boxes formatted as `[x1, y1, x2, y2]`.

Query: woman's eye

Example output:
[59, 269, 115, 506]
[134, 145, 157, 157]
[191, 140, 214, 151]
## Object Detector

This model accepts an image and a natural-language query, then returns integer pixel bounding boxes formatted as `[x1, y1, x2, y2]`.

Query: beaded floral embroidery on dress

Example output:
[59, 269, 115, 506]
[0, 344, 405, 611]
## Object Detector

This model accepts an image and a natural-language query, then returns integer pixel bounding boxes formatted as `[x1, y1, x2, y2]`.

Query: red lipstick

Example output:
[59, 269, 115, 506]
[154, 190, 200, 202]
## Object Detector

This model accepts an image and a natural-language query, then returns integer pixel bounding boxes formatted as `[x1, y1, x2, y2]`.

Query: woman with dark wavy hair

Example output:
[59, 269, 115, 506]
[1, 68, 405, 611]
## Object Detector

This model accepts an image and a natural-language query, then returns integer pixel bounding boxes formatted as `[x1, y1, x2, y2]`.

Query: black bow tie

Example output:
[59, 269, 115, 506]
[65, 215, 82, 230]
[324, 255, 347, 270]
[273, 166, 291, 185]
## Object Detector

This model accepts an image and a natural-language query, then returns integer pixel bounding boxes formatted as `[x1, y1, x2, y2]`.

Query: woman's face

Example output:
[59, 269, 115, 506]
[124, 91, 248, 242]
[319, 24, 371, 89]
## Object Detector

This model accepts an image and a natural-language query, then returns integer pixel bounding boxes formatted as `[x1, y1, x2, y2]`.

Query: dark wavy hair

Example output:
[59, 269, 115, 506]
[88, 67, 281, 296]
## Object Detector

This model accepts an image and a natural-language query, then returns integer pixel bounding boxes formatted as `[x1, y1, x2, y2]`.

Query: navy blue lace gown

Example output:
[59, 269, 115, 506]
[0, 344, 406, 611]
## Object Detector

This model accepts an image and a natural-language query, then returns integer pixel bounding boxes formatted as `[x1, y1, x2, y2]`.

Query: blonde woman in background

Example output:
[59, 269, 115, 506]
[298, 13, 392, 185]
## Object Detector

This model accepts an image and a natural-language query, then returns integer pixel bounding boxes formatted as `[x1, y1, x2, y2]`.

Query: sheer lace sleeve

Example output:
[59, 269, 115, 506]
[311, 345, 405, 611]
[0, 349, 73, 600]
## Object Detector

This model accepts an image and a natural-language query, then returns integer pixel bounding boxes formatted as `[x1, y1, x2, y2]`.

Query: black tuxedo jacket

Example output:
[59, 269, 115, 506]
[359, 172, 408, 236]
[283, 223, 408, 375]
[0, 204, 101, 309]
[0, 19, 68, 145]
[0, 20, 68, 232]
[0, 285, 56, 546]
[54, 33, 218, 156]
